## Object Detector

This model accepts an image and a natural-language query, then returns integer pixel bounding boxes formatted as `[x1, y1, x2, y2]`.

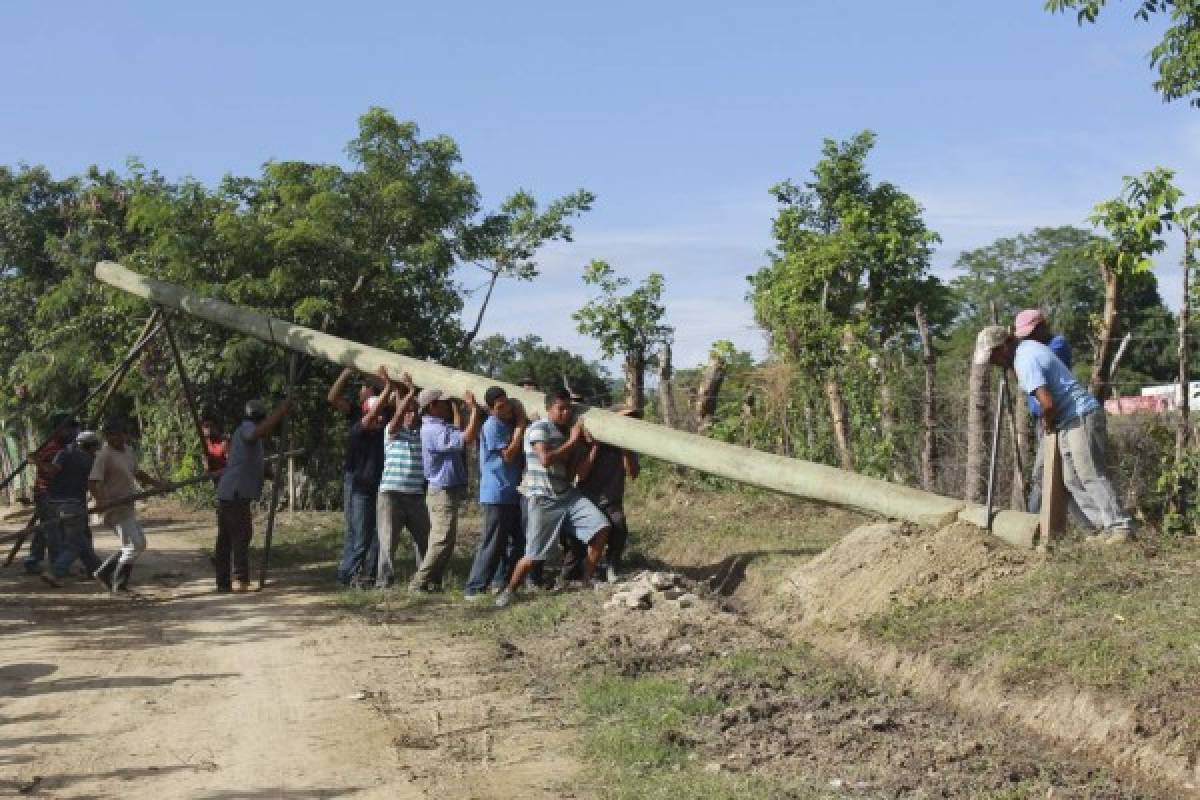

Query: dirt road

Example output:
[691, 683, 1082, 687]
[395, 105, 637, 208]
[0, 510, 576, 799]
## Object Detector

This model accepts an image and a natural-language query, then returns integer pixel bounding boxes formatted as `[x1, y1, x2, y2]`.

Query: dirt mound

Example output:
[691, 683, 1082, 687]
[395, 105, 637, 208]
[783, 520, 1036, 626]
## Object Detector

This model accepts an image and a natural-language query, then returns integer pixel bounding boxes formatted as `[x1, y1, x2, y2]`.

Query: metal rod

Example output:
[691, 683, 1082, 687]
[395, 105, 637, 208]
[90, 309, 166, 427]
[160, 311, 209, 468]
[3, 507, 41, 566]
[1, 474, 218, 545]
[257, 355, 298, 591]
[984, 375, 1008, 531]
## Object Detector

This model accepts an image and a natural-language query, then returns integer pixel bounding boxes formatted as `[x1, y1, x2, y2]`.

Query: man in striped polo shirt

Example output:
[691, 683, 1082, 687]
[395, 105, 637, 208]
[496, 388, 610, 608]
[373, 368, 430, 589]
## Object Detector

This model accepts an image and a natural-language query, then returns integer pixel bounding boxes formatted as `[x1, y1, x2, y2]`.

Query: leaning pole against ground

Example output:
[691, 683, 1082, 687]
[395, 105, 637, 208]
[94, 261, 1041, 547]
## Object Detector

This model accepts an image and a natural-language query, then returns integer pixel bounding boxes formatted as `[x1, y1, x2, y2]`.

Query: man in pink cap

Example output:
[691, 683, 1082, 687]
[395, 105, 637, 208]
[1012, 309, 1086, 519]
[973, 317, 1133, 544]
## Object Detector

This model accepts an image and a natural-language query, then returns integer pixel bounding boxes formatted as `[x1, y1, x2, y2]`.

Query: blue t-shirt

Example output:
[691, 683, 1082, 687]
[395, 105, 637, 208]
[478, 416, 521, 506]
[1027, 335, 1073, 418]
[1014, 339, 1098, 425]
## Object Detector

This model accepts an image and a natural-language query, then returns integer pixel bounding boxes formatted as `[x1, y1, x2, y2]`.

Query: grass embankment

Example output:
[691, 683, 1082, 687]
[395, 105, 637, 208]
[862, 535, 1200, 744]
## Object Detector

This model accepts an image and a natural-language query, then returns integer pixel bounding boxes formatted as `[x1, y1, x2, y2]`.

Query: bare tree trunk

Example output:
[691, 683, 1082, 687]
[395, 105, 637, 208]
[1177, 237, 1192, 467]
[460, 267, 501, 352]
[740, 391, 755, 447]
[965, 356, 991, 504]
[1005, 376, 1029, 510]
[802, 392, 818, 457]
[657, 342, 676, 428]
[824, 376, 854, 471]
[914, 304, 937, 492]
[876, 362, 903, 482]
[624, 349, 646, 412]
[1012, 388, 1033, 509]
[691, 349, 729, 434]
[1090, 265, 1121, 401]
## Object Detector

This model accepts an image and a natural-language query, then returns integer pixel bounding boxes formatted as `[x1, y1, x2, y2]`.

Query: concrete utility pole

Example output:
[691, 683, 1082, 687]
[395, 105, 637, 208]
[95, 261, 1041, 547]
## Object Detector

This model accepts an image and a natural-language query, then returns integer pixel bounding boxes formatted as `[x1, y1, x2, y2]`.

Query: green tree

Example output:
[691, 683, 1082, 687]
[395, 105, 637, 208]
[467, 333, 611, 404]
[573, 260, 671, 412]
[1046, 0, 1200, 106]
[749, 131, 941, 473]
[1087, 167, 1180, 398]
[459, 188, 594, 354]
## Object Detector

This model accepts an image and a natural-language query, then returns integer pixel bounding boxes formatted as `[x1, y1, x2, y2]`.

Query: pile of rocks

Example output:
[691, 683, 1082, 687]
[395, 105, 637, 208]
[603, 571, 699, 612]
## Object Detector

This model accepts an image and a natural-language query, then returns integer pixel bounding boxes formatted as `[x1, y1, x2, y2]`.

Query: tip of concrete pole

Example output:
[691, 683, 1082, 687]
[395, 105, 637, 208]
[957, 506, 1039, 549]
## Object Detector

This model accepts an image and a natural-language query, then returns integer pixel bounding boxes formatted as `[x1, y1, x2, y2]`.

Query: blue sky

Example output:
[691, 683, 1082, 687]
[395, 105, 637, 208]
[3, 1, 1197, 369]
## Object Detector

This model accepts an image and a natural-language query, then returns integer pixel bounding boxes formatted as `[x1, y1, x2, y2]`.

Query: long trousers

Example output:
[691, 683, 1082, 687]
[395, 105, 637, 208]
[375, 491, 431, 588]
[409, 486, 464, 590]
[215, 499, 254, 588]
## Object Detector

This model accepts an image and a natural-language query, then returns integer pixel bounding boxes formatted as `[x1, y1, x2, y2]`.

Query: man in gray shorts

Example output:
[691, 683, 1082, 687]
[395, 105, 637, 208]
[495, 388, 610, 608]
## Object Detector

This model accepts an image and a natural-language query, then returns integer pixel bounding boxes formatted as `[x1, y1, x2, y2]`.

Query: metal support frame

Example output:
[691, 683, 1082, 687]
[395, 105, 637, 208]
[160, 310, 210, 467]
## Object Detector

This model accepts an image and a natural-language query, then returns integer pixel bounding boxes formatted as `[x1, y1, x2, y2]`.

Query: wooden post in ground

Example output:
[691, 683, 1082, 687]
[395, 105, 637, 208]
[1038, 432, 1068, 549]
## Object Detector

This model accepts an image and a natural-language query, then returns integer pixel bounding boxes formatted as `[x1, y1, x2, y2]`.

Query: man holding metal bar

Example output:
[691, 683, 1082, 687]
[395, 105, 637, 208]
[214, 398, 292, 593]
[88, 418, 168, 593]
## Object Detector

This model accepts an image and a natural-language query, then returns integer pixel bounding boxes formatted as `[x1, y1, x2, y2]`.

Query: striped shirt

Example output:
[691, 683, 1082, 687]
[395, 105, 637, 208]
[523, 420, 573, 498]
[380, 429, 425, 494]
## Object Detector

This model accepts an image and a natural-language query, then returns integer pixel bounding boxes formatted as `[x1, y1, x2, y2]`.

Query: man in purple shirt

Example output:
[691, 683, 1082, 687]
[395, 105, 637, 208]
[409, 386, 482, 593]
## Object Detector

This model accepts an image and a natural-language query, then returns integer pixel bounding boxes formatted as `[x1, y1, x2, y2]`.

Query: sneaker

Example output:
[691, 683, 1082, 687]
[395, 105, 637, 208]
[463, 591, 485, 602]
[1084, 532, 1107, 546]
[40, 573, 63, 588]
[232, 580, 250, 593]
[494, 589, 514, 608]
[605, 565, 619, 584]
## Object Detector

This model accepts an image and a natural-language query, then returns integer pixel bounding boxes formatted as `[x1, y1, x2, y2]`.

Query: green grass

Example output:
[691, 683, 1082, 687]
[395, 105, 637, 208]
[451, 593, 573, 638]
[862, 538, 1200, 694]
[575, 673, 823, 800]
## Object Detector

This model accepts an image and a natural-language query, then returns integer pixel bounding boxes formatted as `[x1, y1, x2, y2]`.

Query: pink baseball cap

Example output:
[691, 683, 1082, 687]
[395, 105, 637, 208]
[1013, 309, 1044, 339]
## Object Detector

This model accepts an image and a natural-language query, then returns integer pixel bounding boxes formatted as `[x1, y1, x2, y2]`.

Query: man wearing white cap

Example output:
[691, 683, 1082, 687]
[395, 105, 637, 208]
[974, 322, 1134, 544]
[409, 386, 482, 593]
[213, 397, 291, 592]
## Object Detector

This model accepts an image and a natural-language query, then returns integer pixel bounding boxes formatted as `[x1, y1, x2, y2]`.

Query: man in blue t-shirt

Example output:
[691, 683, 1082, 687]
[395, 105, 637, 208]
[974, 319, 1133, 544]
[1012, 309, 1085, 520]
[463, 387, 528, 599]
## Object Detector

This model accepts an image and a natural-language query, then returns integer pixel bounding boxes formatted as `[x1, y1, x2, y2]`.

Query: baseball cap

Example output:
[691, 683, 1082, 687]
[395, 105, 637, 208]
[245, 399, 268, 419]
[417, 388, 444, 410]
[76, 430, 100, 446]
[972, 326, 1010, 366]
[1013, 309, 1045, 339]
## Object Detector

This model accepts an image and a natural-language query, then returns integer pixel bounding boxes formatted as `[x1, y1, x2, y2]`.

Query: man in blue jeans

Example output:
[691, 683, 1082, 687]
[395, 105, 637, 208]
[463, 387, 528, 600]
[40, 430, 102, 588]
[1012, 309, 1088, 522]
[975, 323, 1134, 545]
[328, 368, 386, 586]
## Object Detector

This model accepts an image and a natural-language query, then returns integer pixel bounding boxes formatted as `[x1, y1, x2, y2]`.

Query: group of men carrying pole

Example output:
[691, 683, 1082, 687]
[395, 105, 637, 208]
[324, 365, 639, 608]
